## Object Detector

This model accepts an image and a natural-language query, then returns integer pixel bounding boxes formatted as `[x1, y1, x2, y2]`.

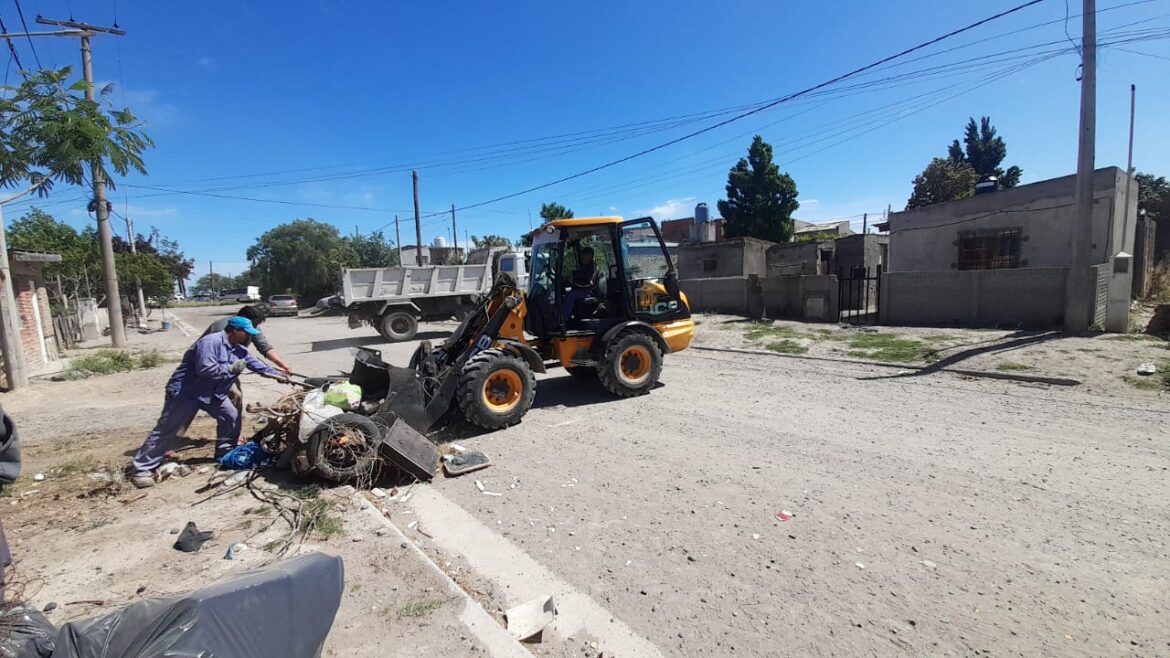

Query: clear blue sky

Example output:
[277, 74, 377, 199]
[5, 0, 1169, 282]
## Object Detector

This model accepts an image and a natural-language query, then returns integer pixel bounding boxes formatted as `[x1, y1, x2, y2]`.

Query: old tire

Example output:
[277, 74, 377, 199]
[598, 331, 662, 398]
[307, 413, 381, 482]
[379, 310, 418, 342]
[565, 366, 597, 379]
[457, 348, 536, 430]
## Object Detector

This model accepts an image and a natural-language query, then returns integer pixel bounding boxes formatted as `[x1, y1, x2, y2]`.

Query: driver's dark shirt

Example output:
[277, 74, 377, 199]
[571, 261, 598, 289]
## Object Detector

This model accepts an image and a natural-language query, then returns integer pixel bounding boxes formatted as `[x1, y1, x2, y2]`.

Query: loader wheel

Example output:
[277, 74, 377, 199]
[457, 348, 536, 430]
[598, 331, 662, 397]
[379, 311, 418, 342]
[307, 413, 381, 482]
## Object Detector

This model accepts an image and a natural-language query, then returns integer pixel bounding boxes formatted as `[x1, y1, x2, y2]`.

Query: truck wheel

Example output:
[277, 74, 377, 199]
[598, 331, 662, 397]
[307, 413, 381, 482]
[457, 348, 536, 430]
[380, 311, 418, 342]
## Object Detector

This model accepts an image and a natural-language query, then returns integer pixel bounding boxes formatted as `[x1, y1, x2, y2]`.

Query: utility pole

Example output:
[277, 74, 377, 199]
[0, 203, 26, 389]
[394, 215, 403, 266]
[124, 214, 148, 320]
[36, 16, 128, 346]
[862, 213, 868, 234]
[412, 170, 423, 266]
[1063, 0, 1097, 333]
[451, 204, 458, 253]
[1119, 84, 1136, 246]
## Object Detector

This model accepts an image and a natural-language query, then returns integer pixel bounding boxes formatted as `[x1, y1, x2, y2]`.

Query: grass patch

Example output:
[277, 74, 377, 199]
[398, 598, 448, 618]
[1075, 347, 1101, 354]
[299, 496, 344, 539]
[848, 333, 936, 363]
[61, 349, 169, 380]
[765, 340, 808, 355]
[1102, 334, 1158, 342]
[995, 362, 1034, 372]
[743, 322, 802, 341]
[921, 335, 961, 343]
[52, 455, 100, 477]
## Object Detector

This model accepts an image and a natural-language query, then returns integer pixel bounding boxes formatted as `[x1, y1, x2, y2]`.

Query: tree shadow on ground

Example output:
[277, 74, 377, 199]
[858, 330, 1065, 382]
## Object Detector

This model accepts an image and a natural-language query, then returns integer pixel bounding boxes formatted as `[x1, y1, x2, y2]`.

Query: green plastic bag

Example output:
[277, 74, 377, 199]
[323, 381, 362, 411]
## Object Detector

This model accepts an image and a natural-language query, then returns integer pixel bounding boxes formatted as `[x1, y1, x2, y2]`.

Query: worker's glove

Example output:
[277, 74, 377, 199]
[229, 360, 248, 375]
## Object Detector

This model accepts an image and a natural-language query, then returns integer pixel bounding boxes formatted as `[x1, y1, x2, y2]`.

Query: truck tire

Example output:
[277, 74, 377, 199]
[379, 310, 418, 342]
[307, 413, 381, 482]
[457, 348, 536, 430]
[598, 331, 662, 398]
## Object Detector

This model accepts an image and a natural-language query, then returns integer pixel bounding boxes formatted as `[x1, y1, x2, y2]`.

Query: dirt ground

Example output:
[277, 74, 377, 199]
[3, 305, 1169, 657]
[692, 313, 1170, 399]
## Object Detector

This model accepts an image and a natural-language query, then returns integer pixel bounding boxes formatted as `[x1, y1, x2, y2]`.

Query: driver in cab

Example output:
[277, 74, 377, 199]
[562, 246, 600, 323]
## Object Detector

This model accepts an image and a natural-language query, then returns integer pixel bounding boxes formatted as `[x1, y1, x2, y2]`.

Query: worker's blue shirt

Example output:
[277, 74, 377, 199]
[166, 331, 276, 403]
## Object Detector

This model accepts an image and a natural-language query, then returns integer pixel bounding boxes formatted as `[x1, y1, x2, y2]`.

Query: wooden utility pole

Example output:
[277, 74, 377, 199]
[862, 213, 868, 234]
[1063, 0, 1097, 332]
[37, 16, 128, 346]
[124, 214, 148, 320]
[394, 215, 403, 266]
[412, 170, 423, 266]
[0, 203, 26, 389]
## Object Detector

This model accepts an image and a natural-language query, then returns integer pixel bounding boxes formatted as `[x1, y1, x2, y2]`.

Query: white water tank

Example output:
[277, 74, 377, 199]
[433, 236, 448, 248]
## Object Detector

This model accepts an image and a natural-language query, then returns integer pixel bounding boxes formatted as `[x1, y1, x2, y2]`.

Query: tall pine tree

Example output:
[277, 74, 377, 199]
[717, 136, 799, 242]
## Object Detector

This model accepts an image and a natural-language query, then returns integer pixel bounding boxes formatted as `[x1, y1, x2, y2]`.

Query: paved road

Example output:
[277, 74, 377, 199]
[192, 307, 1170, 656]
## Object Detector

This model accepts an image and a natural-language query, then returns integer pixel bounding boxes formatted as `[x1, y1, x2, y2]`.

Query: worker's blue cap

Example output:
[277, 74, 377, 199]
[226, 316, 261, 336]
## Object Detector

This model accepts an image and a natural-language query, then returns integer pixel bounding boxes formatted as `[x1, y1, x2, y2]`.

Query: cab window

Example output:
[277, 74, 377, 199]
[620, 220, 678, 319]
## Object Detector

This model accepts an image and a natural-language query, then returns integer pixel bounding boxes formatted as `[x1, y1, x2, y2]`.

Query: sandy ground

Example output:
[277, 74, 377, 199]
[3, 305, 1169, 656]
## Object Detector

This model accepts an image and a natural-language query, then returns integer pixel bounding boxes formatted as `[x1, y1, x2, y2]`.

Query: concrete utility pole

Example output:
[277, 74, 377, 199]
[124, 214, 148, 320]
[394, 215, 403, 266]
[412, 170, 423, 266]
[1063, 0, 1097, 333]
[1119, 84, 1136, 244]
[37, 16, 128, 346]
[0, 203, 26, 389]
[451, 204, 458, 256]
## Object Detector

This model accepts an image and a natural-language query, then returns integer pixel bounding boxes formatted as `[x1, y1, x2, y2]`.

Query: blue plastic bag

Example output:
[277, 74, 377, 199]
[217, 442, 275, 471]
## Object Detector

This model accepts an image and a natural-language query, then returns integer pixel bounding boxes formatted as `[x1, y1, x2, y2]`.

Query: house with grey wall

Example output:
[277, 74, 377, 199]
[676, 237, 773, 280]
[880, 166, 1137, 331]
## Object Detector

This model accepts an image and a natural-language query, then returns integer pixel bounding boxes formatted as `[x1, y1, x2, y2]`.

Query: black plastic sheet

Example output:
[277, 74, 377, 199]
[50, 552, 343, 658]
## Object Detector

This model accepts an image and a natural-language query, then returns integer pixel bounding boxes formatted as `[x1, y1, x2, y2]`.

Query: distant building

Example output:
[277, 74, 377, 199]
[660, 217, 726, 244]
[791, 219, 854, 240]
[1, 251, 64, 378]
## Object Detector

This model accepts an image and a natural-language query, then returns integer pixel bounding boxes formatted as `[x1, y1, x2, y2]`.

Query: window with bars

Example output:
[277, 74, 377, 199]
[957, 228, 1021, 270]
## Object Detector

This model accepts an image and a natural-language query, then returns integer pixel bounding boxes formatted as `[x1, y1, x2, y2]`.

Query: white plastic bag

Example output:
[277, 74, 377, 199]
[299, 389, 343, 443]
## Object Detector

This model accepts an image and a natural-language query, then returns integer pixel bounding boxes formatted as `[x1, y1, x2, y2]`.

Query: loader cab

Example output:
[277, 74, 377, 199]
[525, 217, 688, 339]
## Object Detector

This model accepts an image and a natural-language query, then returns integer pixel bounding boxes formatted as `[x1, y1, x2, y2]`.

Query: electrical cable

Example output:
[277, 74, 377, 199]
[0, 14, 27, 78]
[11, 0, 41, 70]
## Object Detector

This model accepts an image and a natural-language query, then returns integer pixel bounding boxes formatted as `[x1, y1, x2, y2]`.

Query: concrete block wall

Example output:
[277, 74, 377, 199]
[882, 268, 1067, 328]
[679, 276, 763, 319]
[760, 275, 838, 321]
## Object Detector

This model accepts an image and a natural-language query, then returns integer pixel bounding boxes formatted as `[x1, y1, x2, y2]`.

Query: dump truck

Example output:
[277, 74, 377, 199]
[342, 248, 529, 341]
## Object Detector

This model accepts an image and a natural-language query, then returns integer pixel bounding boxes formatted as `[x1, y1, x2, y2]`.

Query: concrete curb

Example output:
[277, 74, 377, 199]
[691, 345, 1082, 387]
[353, 493, 532, 658]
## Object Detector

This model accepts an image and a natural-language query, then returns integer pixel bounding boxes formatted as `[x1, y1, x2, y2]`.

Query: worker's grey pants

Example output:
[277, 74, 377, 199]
[132, 391, 241, 476]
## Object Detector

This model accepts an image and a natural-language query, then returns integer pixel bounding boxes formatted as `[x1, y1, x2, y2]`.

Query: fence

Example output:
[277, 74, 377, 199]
[679, 275, 839, 321]
[882, 268, 1067, 328]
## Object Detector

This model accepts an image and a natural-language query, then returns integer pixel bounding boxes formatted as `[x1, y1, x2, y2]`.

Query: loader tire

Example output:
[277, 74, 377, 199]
[457, 348, 536, 430]
[379, 311, 418, 342]
[598, 331, 662, 398]
[307, 413, 380, 482]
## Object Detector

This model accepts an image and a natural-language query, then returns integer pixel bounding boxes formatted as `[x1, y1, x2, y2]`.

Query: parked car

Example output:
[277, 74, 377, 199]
[268, 294, 299, 317]
[191, 293, 212, 302]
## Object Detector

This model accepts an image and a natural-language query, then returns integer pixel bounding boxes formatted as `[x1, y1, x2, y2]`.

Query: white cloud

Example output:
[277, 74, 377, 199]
[803, 199, 819, 205]
[607, 206, 618, 212]
[634, 197, 697, 222]
[120, 88, 181, 129]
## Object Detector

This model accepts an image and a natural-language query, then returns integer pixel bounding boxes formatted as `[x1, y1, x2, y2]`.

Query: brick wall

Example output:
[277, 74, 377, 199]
[12, 275, 58, 369]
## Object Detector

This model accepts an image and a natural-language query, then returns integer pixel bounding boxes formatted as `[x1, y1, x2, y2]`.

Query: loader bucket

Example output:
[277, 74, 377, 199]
[349, 348, 451, 433]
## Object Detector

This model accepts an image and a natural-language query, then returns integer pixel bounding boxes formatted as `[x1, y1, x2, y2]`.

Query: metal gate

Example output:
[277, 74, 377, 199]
[837, 265, 882, 325]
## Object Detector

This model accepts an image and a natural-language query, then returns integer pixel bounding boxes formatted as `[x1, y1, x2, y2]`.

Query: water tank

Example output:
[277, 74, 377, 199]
[695, 203, 709, 224]
[433, 236, 448, 248]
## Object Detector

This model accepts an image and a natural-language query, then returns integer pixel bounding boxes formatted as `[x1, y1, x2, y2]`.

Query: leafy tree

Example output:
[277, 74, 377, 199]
[520, 233, 534, 248]
[717, 135, 800, 242]
[1136, 172, 1170, 221]
[539, 202, 574, 224]
[0, 67, 152, 196]
[192, 273, 238, 295]
[246, 219, 354, 301]
[8, 208, 101, 303]
[345, 230, 399, 268]
[470, 234, 512, 249]
[906, 157, 980, 210]
[116, 252, 172, 305]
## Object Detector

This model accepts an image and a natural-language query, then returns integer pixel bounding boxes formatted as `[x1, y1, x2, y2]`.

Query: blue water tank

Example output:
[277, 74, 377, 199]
[695, 203, 709, 224]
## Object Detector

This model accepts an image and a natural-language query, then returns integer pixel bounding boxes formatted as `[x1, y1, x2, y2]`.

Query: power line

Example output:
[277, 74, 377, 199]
[0, 15, 27, 77]
[10, 0, 41, 70]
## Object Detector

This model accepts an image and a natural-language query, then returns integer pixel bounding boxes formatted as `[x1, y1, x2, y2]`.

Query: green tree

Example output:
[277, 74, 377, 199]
[345, 230, 400, 268]
[717, 135, 800, 242]
[116, 252, 172, 305]
[953, 117, 1022, 188]
[7, 208, 102, 303]
[470, 234, 512, 249]
[539, 202, 574, 223]
[1136, 172, 1170, 221]
[0, 67, 152, 196]
[246, 219, 355, 301]
[193, 273, 235, 295]
[906, 157, 980, 210]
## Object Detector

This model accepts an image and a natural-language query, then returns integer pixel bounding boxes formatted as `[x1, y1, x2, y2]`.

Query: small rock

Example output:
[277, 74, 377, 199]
[42, 602, 57, 613]
[196, 467, 210, 475]
[855, 562, 866, 570]
[135, 585, 146, 594]
[351, 537, 363, 543]
[370, 487, 387, 498]
[33, 473, 45, 481]
[751, 533, 760, 540]
[360, 502, 371, 510]
[1137, 362, 1157, 376]
[922, 560, 937, 569]
[169, 528, 180, 535]
[687, 555, 698, 563]
[376, 528, 389, 537]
